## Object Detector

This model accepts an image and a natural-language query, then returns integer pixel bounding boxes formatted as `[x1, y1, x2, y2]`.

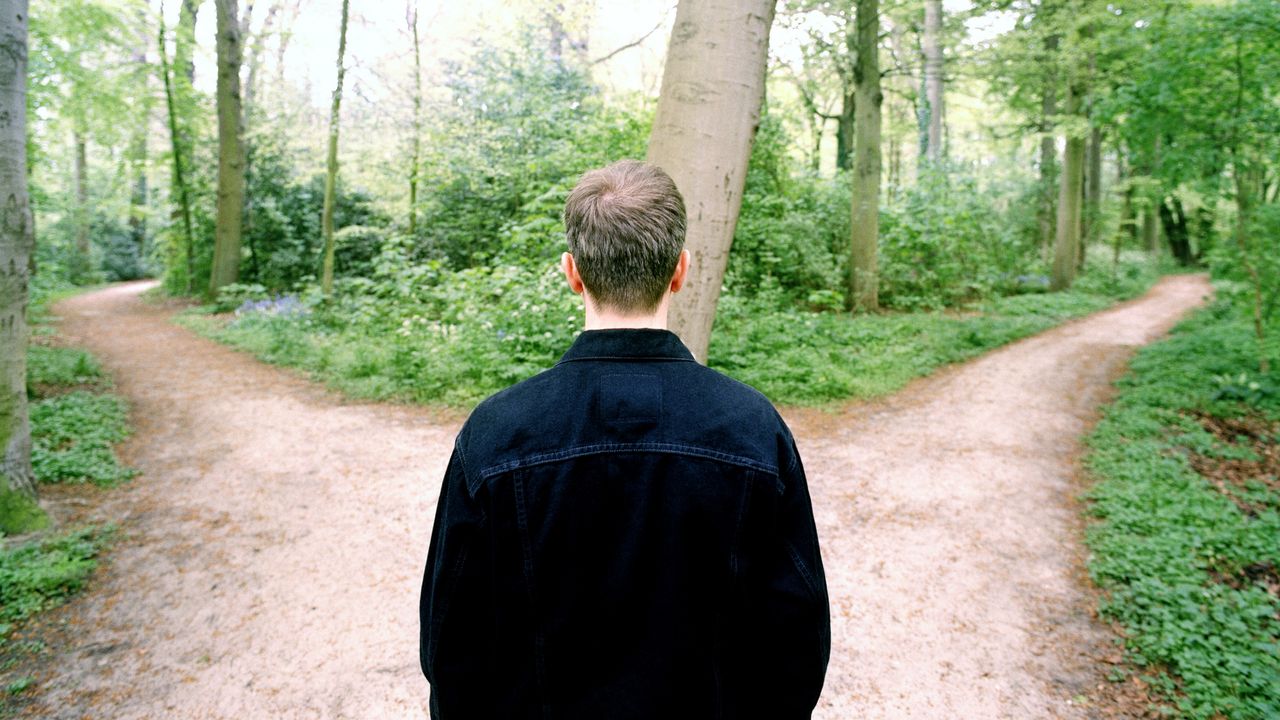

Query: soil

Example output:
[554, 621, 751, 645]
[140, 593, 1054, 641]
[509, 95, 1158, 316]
[7, 275, 1209, 718]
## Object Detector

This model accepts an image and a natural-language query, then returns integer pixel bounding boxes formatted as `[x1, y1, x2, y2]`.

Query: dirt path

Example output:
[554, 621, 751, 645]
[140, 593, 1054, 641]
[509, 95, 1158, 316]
[21, 275, 1207, 718]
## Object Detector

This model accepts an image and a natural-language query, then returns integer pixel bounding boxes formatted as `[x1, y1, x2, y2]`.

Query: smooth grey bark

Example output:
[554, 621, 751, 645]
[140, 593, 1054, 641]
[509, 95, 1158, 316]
[209, 0, 246, 295]
[72, 129, 90, 281]
[848, 0, 881, 310]
[408, 0, 422, 236]
[648, 0, 777, 363]
[1037, 34, 1059, 260]
[159, 9, 197, 293]
[319, 0, 350, 294]
[0, 0, 38, 504]
[921, 0, 943, 164]
[1050, 77, 1084, 291]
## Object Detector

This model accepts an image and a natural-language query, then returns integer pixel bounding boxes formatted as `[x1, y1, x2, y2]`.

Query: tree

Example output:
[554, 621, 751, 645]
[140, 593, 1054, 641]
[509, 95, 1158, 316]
[0, 0, 45, 533]
[159, 2, 197, 293]
[848, 0, 881, 310]
[921, 0, 943, 164]
[209, 0, 246, 296]
[648, 0, 777, 363]
[407, 1, 422, 237]
[318, 0, 350, 295]
[1050, 70, 1084, 291]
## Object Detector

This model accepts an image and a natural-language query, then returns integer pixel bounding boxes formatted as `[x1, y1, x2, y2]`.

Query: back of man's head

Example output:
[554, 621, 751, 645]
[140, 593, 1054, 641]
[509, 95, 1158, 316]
[563, 160, 687, 314]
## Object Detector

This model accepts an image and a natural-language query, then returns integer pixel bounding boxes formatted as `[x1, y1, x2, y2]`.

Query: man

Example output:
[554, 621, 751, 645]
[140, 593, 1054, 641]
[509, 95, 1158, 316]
[420, 160, 829, 719]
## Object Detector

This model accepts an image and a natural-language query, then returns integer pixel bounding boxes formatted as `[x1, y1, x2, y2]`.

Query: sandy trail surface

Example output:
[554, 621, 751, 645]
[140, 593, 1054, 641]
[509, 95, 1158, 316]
[20, 275, 1208, 718]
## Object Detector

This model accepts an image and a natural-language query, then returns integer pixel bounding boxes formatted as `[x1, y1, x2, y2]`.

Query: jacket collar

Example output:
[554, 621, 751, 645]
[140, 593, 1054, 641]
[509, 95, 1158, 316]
[558, 328, 696, 364]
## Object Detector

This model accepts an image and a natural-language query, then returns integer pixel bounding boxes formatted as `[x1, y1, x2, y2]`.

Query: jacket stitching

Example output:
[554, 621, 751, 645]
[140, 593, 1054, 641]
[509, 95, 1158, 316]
[786, 541, 822, 599]
[513, 473, 552, 718]
[476, 443, 778, 481]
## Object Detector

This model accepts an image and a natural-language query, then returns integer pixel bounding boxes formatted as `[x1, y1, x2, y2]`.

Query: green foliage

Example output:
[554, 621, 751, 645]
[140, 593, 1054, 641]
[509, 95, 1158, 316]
[1083, 301, 1280, 719]
[29, 393, 135, 486]
[0, 491, 48, 538]
[877, 167, 1035, 310]
[23, 293, 135, 487]
[24, 347, 102, 396]
[187, 252, 1156, 408]
[0, 527, 110, 644]
[710, 255, 1156, 404]
[413, 36, 650, 270]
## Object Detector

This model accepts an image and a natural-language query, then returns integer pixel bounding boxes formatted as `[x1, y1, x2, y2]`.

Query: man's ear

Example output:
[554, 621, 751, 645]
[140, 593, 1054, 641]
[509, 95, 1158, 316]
[562, 252, 585, 295]
[669, 249, 691, 294]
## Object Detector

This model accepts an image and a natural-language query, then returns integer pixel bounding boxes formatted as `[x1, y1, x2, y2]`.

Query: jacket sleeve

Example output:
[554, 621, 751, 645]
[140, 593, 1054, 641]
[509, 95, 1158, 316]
[745, 431, 831, 715]
[419, 438, 490, 712]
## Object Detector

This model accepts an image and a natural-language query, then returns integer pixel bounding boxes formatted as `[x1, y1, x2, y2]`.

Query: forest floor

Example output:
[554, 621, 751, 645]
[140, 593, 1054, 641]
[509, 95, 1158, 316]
[9, 274, 1208, 719]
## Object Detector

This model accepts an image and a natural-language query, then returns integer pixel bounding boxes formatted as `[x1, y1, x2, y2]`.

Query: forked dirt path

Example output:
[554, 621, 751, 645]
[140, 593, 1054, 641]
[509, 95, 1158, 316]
[21, 275, 1207, 718]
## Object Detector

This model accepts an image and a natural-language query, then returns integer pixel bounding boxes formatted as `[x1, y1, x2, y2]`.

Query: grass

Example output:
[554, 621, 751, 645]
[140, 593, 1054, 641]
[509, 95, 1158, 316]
[1082, 298, 1279, 719]
[180, 254, 1165, 409]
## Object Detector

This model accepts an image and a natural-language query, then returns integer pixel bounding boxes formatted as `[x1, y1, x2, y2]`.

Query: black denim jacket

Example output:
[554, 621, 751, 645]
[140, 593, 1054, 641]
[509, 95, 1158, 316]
[420, 329, 830, 719]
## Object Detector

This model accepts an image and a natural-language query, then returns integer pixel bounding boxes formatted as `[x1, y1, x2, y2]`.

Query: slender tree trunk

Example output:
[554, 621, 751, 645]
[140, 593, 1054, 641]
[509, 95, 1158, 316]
[1158, 195, 1191, 265]
[835, 86, 855, 171]
[1116, 149, 1132, 271]
[1233, 162, 1268, 373]
[1037, 34, 1059, 262]
[0, 0, 43, 527]
[1050, 78, 1084, 291]
[887, 134, 900, 195]
[319, 0, 350, 294]
[72, 129, 90, 282]
[209, 0, 246, 295]
[177, 0, 198, 85]
[1080, 122, 1102, 269]
[1118, 149, 1136, 242]
[159, 10, 197, 295]
[242, 1, 279, 283]
[408, 1, 422, 236]
[128, 36, 149, 270]
[922, 0, 943, 165]
[1141, 202, 1158, 254]
[848, 0, 881, 311]
[648, 0, 776, 363]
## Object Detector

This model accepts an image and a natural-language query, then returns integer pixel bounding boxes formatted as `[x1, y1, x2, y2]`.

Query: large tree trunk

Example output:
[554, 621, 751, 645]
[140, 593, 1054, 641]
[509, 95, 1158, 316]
[0, 0, 43, 527]
[648, 0, 776, 363]
[848, 0, 881, 311]
[1037, 34, 1059, 261]
[319, 0, 350, 294]
[1050, 77, 1084, 291]
[408, 1, 422, 235]
[209, 0, 246, 295]
[921, 0, 943, 164]
[159, 11, 197, 294]
[72, 129, 90, 282]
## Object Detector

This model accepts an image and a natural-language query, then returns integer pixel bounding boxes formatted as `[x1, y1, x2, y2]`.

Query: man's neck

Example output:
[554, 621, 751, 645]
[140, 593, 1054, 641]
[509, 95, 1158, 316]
[583, 296, 669, 331]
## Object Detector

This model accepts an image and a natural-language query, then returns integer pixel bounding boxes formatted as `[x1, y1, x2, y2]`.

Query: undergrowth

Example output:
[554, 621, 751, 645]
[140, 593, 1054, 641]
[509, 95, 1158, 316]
[0, 527, 111, 644]
[180, 252, 1162, 408]
[1083, 299, 1280, 719]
